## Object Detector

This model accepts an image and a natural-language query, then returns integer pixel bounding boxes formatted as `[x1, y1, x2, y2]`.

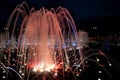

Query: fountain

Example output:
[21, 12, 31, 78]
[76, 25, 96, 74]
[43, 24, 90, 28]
[0, 1, 120, 80]
[3, 2, 81, 80]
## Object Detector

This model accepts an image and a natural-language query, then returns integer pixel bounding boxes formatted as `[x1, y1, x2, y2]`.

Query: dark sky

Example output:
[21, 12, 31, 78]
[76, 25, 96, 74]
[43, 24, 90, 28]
[0, 0, 120, 29]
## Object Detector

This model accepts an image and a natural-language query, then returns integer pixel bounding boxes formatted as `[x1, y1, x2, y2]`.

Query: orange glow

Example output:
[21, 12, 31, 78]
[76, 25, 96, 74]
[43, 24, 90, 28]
[33, 63, 56, 72]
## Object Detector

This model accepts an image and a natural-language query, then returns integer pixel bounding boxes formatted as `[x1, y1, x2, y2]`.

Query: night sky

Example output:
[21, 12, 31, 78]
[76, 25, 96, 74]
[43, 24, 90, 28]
[0, 0, 120, 31]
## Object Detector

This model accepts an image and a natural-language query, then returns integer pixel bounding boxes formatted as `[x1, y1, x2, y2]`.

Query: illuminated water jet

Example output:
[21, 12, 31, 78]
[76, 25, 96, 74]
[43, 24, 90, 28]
[3, 2, 81, 80]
